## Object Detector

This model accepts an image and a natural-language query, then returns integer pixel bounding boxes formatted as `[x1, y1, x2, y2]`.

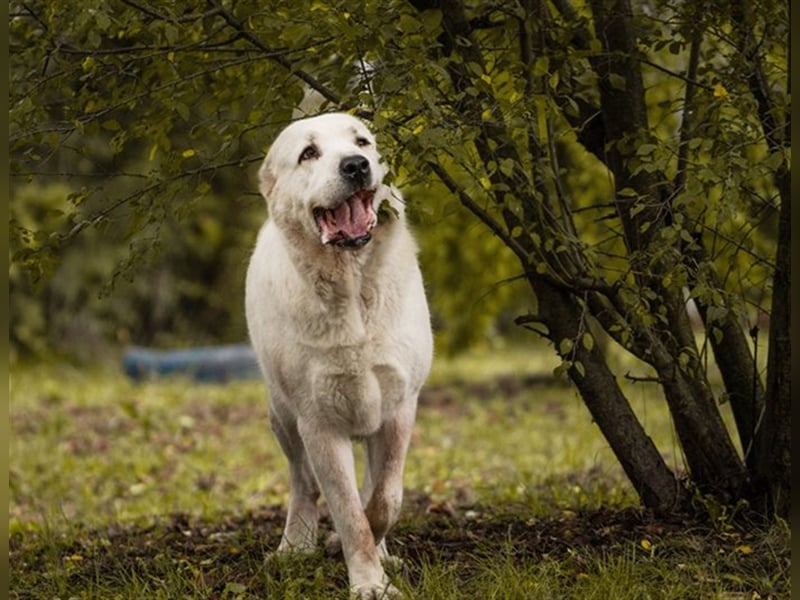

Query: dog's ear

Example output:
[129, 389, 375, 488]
[258, 157, 276, 199]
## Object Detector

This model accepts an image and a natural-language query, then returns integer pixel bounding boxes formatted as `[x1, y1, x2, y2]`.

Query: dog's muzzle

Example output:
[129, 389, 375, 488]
[314, 187, 377, 248]
[336, 233, 372, 248]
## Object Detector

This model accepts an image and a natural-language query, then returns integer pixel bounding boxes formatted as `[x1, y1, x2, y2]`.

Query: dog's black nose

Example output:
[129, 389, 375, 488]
[339, 155, 370, 186]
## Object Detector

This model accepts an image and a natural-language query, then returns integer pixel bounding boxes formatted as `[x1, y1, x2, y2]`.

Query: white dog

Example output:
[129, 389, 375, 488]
[245, 113, 433, 598]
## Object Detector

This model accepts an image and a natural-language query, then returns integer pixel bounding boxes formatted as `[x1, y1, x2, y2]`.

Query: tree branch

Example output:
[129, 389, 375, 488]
[57, 154, 265, 243]
[207, 0, 345, 109]
[119, 0, 170, 22]
[637, 57, 715, 93]
[675, 25, 703, 195]
[730, 0, 787, 152]
[425, 159, 529, 265]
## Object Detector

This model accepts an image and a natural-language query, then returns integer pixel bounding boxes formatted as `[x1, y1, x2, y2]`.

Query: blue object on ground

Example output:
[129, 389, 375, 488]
[123, 344, 261, 383]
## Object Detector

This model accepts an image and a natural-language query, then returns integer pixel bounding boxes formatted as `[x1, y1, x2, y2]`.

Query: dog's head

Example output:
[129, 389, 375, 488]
[259, 113, 390, 249]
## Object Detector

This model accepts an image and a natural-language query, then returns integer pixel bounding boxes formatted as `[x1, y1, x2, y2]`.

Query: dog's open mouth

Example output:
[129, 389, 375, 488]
[314, 189, 377, 248]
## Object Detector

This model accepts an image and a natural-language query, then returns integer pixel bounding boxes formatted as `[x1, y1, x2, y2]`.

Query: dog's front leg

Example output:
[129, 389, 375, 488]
[363, 402, 415, 565]
[298, 421, 399, 599]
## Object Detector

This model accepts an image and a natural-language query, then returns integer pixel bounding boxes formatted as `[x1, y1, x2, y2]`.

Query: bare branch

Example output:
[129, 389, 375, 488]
[637, 57, 715, 93]
[57, 154, 264, 243]
[207, 0, 345, 109]
[624, 372, 665, 384]
[425, 159, 529, 264]
[675, 26, 703, 194]
[119, 0, 169, 22]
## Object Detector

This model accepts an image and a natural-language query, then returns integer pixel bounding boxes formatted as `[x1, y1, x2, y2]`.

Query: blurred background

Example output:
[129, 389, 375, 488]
[10, 163, 534, 365]
[10, 0, 781, 369]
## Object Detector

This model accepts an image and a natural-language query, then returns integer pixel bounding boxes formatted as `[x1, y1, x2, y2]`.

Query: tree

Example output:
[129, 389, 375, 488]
[10, 0, 789, 517]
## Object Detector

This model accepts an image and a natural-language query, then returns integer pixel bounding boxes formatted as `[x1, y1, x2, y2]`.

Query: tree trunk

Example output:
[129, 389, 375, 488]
[589, 0, 749, 499]
[753, 167, 791, 519]
[530, 278, 686, 511]
[416, 0, 686, 511]
[418, 0, 759, 509]
[729, 0, 790, 518]
[549, 9, 763, 470]
[693, 294, 765, 468]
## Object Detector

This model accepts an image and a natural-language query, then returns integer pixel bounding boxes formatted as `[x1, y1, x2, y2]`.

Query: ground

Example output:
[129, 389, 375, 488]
[10, 495, 789, 599]
[9, 348, 791, 599]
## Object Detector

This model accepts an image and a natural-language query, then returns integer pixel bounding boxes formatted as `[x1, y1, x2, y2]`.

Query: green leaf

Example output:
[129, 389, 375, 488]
[553, 361, 571, 378]
[608, 73, 626, 91]
[532, 57, 550, 78]
[582, 333, 594, 351]
[499, 159, 516, 177]
[377, 200, 399, 225]
[636, 144, 657, 156]
[420, 10, 442, 33]
[175, 102, 190, 122]
[397, 14, 421, 33]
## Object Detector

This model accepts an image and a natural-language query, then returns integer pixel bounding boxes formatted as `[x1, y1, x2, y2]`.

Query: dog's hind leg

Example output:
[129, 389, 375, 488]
[269, 403, 320, 553]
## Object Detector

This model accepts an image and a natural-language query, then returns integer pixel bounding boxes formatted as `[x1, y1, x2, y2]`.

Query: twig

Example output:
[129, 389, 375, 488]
[425, 159, 529, 265]
[207, 0, 345, 109]
[57, 154, 265, 243]
[624, 372, 664, 384]
[675, 26, 703, 194]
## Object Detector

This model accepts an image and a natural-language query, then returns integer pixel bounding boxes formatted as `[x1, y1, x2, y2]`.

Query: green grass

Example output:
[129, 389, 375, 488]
[9, 345, 790, 599]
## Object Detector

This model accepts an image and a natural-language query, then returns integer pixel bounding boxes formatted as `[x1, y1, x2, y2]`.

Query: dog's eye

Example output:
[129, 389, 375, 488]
[355, 137, 371, 147]
[299, 145, 319, 163]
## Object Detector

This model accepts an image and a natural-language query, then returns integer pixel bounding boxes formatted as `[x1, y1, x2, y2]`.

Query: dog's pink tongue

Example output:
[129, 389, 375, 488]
[319, 193, 375, 244]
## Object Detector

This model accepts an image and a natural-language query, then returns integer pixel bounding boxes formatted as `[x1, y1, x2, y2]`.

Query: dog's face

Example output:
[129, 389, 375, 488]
[259, 113, 388, 249]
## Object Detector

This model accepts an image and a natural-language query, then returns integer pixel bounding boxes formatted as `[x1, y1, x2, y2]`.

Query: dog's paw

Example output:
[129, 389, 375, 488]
[381, 553, 405, 574]
[265, 541, 317, 566]
[324, 531, 343, 556]
[351, 581, 403, 599]
[276, 536, 317, 554]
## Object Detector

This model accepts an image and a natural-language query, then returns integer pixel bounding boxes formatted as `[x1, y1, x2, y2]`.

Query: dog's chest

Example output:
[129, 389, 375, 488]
[310, 350, 408, 437]
[298, 269, 385, 344]
[282, 252, 413, 435]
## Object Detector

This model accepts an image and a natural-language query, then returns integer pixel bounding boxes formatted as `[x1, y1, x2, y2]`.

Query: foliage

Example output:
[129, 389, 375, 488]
[10, 181, 262, 358]
[9, 359, 791, 599]
[413, 181, 531, 353]
[9, 0, 530, 357]
[8, 0, 782, 350]
[10, 0, 790, 512]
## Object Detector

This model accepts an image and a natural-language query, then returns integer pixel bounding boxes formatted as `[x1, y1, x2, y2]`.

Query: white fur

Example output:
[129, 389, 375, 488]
[245, 113, 432, 599]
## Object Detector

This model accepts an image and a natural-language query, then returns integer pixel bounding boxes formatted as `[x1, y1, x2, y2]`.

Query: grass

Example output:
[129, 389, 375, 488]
[9, 344, 790, 599]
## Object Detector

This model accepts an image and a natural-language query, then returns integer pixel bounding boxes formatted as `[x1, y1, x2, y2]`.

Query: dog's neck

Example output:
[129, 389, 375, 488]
[278, 224, 393, 304]
[279, 226, 396, 345]
[311, 246, 372, 302]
